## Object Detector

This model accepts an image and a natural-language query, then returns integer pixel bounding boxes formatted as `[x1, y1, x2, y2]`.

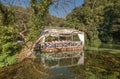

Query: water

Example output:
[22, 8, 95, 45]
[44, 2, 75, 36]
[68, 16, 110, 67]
[36, 50, 84, 69]
[0, 44, 120, 79]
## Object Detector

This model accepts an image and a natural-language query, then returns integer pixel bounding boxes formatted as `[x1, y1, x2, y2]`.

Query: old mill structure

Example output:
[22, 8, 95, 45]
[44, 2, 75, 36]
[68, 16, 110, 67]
[35, 28, 84, 53]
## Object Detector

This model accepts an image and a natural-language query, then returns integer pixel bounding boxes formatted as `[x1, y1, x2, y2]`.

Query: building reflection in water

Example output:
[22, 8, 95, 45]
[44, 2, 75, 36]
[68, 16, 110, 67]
[36, 50, 84, 69]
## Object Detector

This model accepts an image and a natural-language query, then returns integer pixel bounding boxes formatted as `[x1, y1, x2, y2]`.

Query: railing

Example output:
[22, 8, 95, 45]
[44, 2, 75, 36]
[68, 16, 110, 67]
[40, 41, 82, 49]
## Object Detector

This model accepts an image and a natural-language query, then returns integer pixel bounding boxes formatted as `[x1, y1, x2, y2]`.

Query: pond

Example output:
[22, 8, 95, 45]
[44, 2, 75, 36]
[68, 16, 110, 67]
[0, 44, 120, 79]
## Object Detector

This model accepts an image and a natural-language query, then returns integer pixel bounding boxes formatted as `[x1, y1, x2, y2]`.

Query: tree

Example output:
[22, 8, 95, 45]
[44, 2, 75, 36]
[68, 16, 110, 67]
[0, 0, 53, 63]
[66, 6, 101, 46]
[28, 0, 52, 41]
[0, 2, 15, 25]
[66, 0, 120, 46]
[0, 0, 80, 65]
[0, 1, 22, 67]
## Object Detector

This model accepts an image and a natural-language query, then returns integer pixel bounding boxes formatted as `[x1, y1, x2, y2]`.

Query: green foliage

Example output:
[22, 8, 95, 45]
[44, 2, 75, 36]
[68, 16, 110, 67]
[0, 25, 21, 67]
[66, 6, 102, 47]
[0, 55, 17, 67]
[28, 0, 52, 41]
[99, 1, 120, 43]
[0, 0, 119, 67]
[0, 2, 15, 25]
[85, 71, 96, 79]
[66, 0, 120, 46]
[0, 0, 53, 67]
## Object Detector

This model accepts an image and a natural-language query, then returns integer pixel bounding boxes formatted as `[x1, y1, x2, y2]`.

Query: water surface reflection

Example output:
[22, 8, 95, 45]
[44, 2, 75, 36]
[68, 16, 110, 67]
[0, 45, 120, 79]
[37, 50, 84, 69]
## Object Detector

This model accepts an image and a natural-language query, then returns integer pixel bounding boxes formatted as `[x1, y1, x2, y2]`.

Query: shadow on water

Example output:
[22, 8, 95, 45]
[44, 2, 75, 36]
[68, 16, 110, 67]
[0, 44, 120, 79]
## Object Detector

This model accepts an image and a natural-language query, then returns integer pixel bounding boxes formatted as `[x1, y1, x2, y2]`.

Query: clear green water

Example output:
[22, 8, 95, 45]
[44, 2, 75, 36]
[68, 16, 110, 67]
[0, 44, 120, 79]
